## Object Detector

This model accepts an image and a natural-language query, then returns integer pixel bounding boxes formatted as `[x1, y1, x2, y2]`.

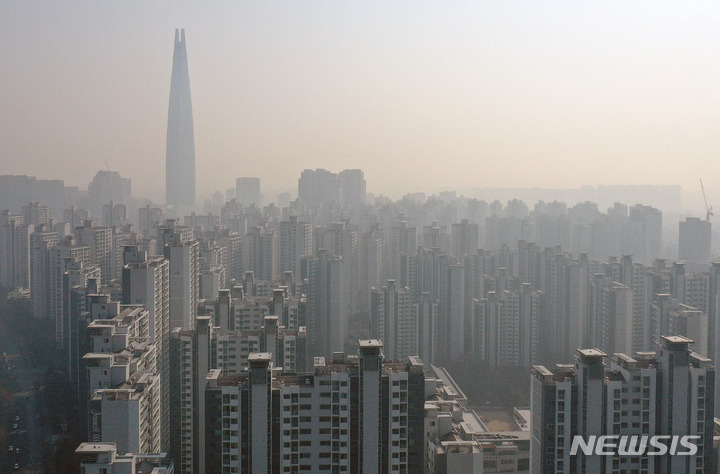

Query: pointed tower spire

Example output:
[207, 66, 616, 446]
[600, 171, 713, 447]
[165, 28, 195, 214]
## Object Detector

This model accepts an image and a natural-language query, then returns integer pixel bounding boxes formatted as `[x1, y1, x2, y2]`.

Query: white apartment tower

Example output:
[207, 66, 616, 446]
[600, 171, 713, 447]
[164, 239, 199, 331]
[531, 337, 716, 473]
[74, 220, 113, 284]
[121, 251, 171, 451]
[278, 215, 312, 277]
[30, 222, 58, 318]
[203, 340, 426, 473]
[370, 280, 417, 360]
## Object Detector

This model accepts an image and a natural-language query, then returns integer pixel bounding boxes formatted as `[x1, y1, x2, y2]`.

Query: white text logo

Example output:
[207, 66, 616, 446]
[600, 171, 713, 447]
[569, 435, 700, 456]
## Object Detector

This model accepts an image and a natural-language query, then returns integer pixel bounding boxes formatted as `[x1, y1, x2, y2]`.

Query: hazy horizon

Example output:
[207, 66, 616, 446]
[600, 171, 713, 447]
[2, 2, 720, 211]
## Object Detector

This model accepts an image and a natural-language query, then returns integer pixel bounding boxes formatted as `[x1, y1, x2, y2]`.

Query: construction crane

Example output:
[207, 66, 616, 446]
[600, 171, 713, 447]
[700, 178, 713, 223]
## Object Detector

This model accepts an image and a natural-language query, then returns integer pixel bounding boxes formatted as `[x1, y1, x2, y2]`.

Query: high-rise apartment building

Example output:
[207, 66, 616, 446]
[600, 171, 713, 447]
[62, 266, 103, 400]
[0, 211, 28, 289]
[74, 220, 113, 284]
[679, 216, 712, 264]
[298, 168, 340, 210]
[235, 177, 262, 207]
[102, 201, 128, 228]
[243, 226, 277, 282]
[158, 218, 194, 248]
[169, 317, 212, 473]
[203, 341, 425, 473]
[30, 222, 58, 318]
[472, 286, 541, 367]
[23, 201, 53, 226]
[389, 221, 417, 284]
[85, 307, 160, 454]
[213, 316, 306, 375]
[338, 169, 366, 210]
[358, 226, 386, 313]
[316, 222, 359, 313]
[89, 371, 161, 454]
[416, 292, 438, 365]
[531, 337, 716, 473]
[451, 218, 479, 259]
[370, 280, 416, 360]
[628, 204, 662, 266]
[138, 204, 165, 235]
[445, 263, 465, 362]
[302, 249, 347, 359]
[51, 237, 91, 345]
[122, 250, 171, 450]
[84, 307, 154, 401]
[87, 171, 131, 218]
[278, 215, 312, 277]
[164, 239, 199, 331]
[63, 205, 90, 229]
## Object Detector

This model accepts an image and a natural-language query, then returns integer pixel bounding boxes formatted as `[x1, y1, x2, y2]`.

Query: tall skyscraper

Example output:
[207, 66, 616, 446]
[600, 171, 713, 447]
[166, 28, 195, 215]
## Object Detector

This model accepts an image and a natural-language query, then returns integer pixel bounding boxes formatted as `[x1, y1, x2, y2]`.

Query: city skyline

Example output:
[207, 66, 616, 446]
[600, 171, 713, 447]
[5, 3, 720, 472]
[1, 2, 720, 209]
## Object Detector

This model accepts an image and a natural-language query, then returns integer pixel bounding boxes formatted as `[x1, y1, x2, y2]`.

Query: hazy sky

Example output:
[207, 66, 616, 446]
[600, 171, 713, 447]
[2, 1, 720, 208]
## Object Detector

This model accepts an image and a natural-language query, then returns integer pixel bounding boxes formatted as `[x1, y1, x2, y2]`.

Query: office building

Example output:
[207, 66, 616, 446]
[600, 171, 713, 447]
[165, 28, 196, 214]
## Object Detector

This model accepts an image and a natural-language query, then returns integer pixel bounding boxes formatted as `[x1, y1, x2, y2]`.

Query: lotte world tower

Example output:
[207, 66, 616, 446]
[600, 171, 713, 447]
[165, 28, 195, 215]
